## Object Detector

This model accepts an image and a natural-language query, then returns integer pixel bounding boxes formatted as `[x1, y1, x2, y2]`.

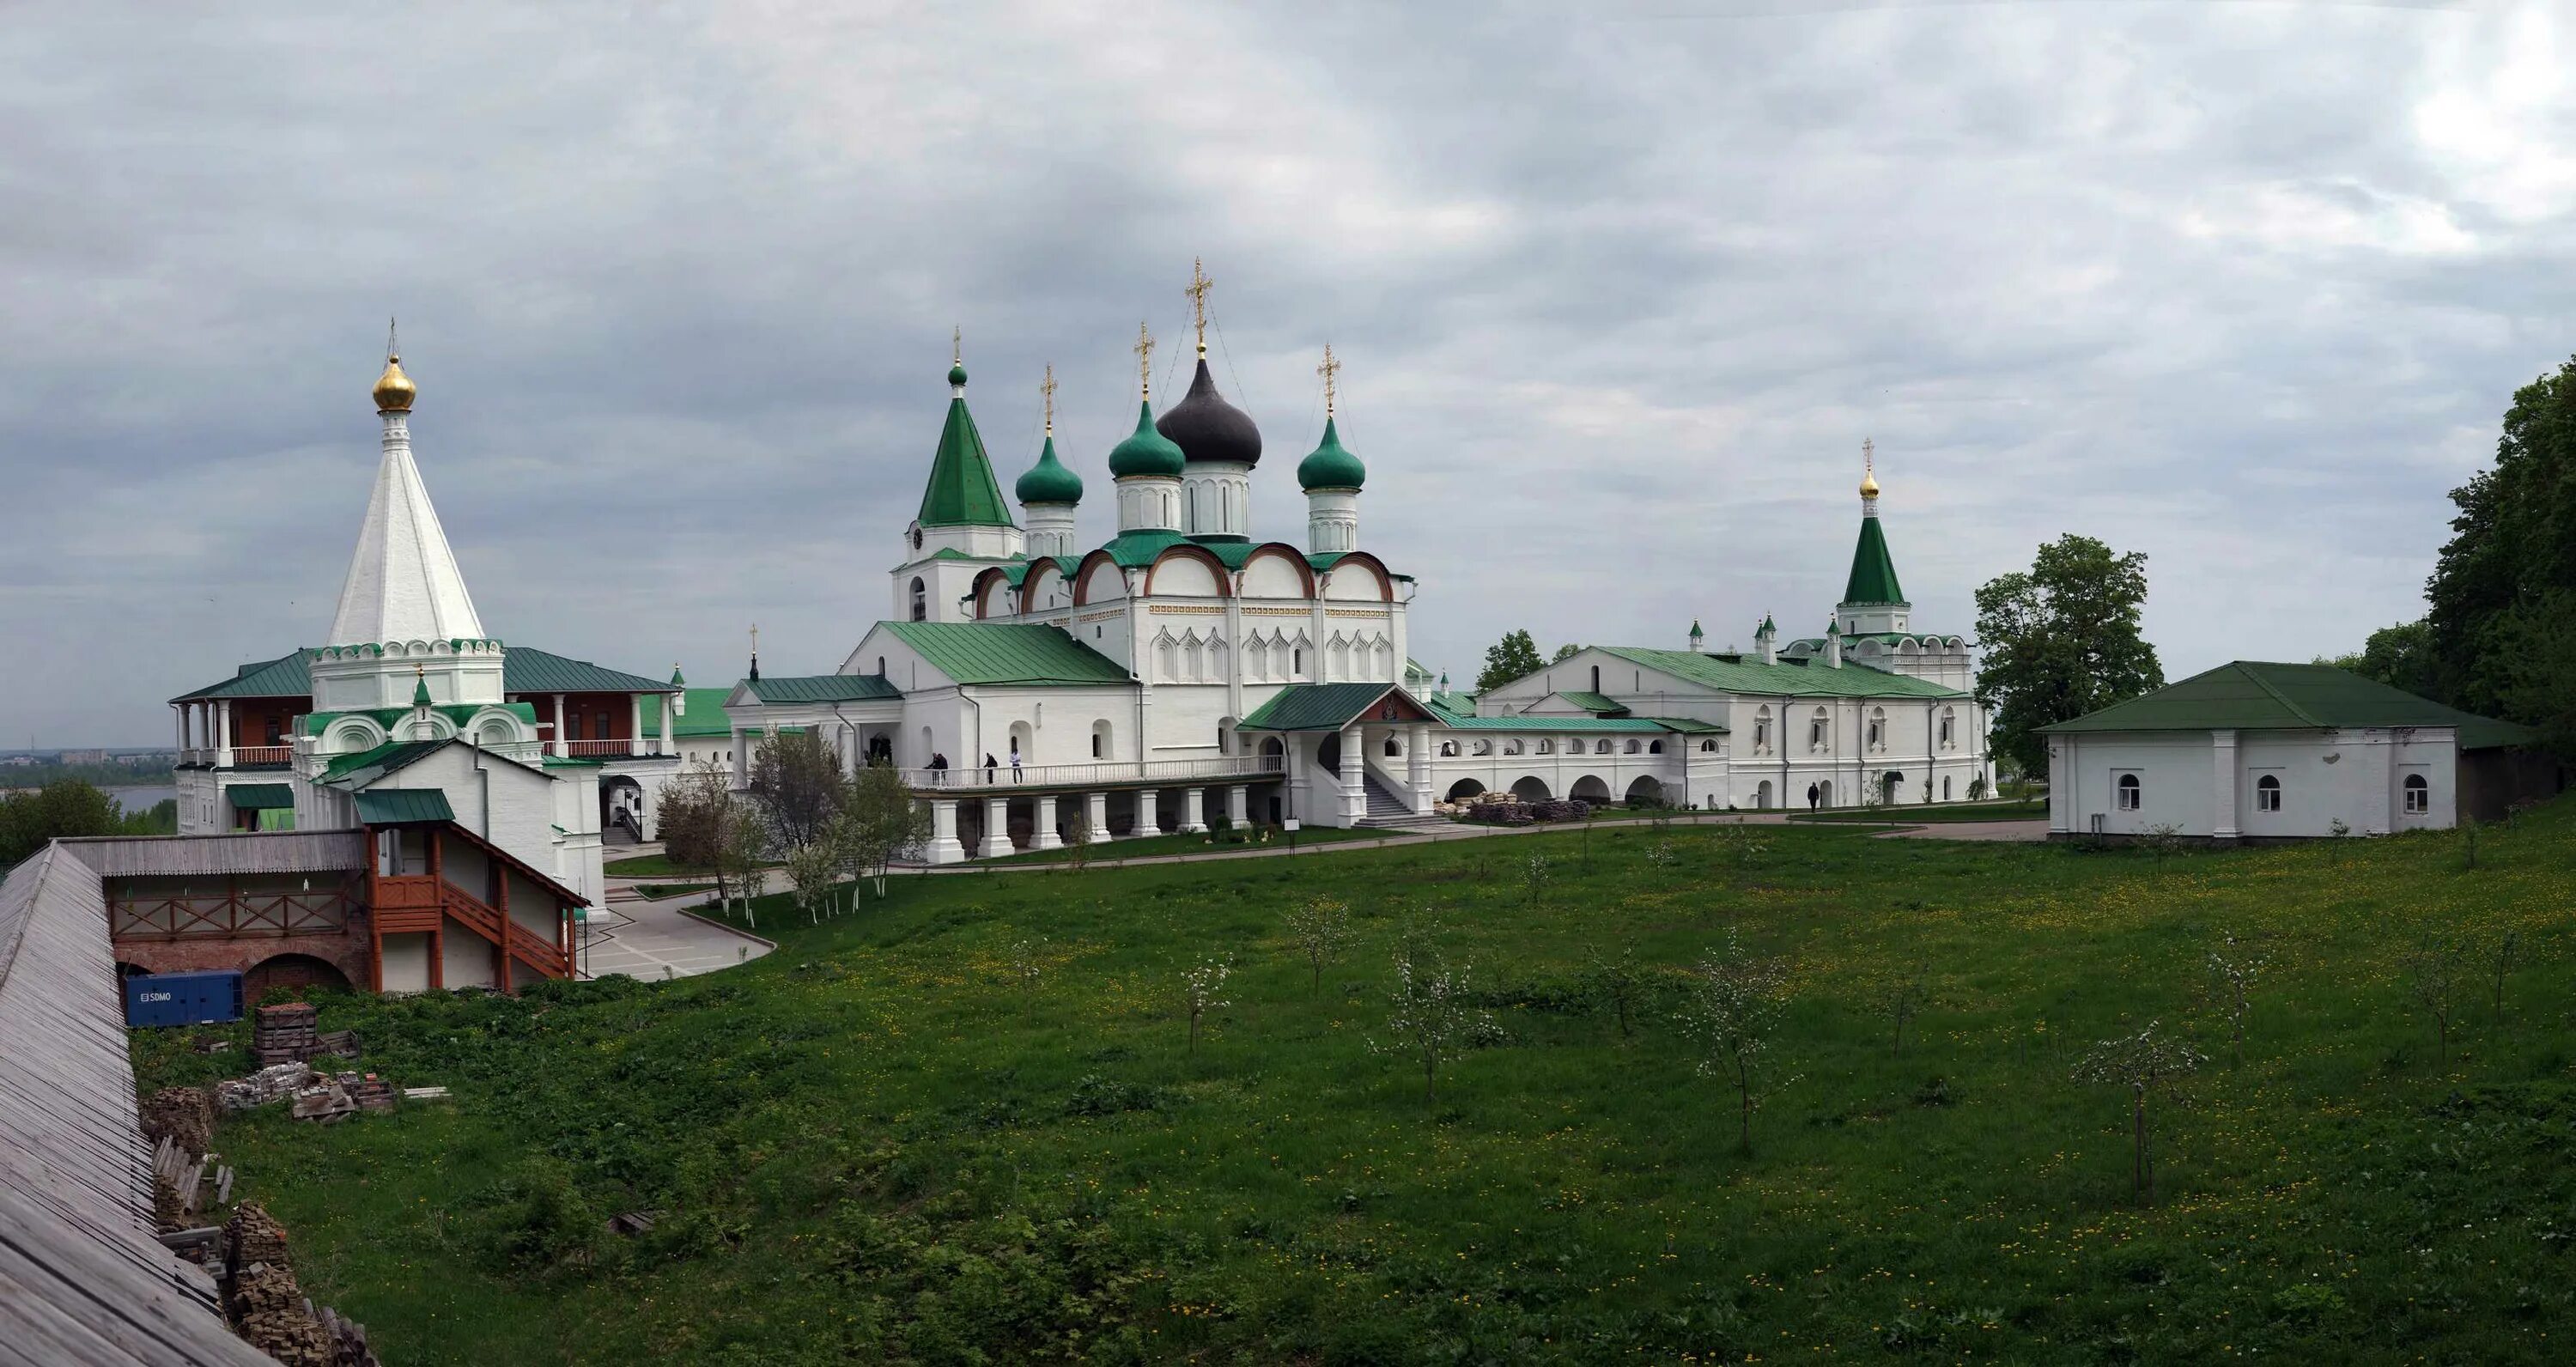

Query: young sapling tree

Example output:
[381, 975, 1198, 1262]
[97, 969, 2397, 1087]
[1678, 929, 1794, 1152]
[2071, 1021, 2205, 1205]
[1007, 938, 1046, 1008]
[2484, 928, 2518, 1020]
[1523, 854, 1552, 908]
[1369, 927, 1495, 1104]
[1585, 942, 1646, 1041]
[1875, 960, 1930, 1056]
[1284, 896, 1352, 993]
[2207, 934, 2266, 1067]
[2405, 935, 2464, 1064]
[1182, 958, 1230, 1057]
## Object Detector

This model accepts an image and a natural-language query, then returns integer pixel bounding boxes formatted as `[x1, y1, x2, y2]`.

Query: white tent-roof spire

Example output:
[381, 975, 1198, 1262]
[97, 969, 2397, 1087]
[327, 347, 485, 645]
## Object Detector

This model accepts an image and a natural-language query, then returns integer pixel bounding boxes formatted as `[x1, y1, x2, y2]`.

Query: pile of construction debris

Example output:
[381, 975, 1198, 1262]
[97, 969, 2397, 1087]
[216, 1062, 404, 1124]
[252, 1002, 361, 1067]
[223, 1203, 381, 1366]
[1443, 791, 1593, 826]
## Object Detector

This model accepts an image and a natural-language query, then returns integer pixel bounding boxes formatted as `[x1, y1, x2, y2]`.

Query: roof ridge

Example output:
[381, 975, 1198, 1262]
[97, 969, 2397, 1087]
[2230, 661, 2324, 728]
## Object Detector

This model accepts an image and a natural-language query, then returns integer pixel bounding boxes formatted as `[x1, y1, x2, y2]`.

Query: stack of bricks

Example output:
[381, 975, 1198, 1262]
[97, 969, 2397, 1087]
[221, 1202, 380, 1366]
[340, 1072, 399, 1115]
[252, 1003, 320, 1066]
[139, 1085, 216, 1154]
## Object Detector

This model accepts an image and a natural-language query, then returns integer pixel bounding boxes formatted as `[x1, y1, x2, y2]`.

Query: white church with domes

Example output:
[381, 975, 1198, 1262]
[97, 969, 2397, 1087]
[724, 271, 1996, 860]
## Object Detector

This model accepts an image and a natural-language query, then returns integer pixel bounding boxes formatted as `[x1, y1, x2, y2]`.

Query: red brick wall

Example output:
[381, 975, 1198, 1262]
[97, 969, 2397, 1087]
[114, 920, 373, 992]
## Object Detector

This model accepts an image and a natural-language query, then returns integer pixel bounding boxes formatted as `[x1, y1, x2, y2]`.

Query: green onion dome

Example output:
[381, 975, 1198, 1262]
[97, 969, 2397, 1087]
[1108, 399, 1186, 478]
[1296, 416, 1366, 491]
[1015, 434, 1084, 505]
[947, 361, 969, 388]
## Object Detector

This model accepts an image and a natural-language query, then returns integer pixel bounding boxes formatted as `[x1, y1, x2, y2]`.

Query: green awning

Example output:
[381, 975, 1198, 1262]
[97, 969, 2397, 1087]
[226, 783, 296, 811]
[353, 789, 456, 825]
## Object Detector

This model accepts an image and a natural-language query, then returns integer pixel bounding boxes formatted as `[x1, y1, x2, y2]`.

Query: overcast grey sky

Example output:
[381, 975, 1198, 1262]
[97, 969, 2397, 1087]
[5, 0, 2569, 744]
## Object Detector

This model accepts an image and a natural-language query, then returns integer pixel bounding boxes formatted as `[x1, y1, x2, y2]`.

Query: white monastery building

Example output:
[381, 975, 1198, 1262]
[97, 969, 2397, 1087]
[2040, 660, 2549, 841]
[725, 270, 1998, 861]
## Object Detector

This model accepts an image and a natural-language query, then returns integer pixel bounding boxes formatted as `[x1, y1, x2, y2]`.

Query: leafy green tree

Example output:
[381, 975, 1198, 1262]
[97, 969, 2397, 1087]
[1973, 534, 2166, 776]
[0, 781, 126, 867]
[2319, 618, 2439, 697]
[1551, 642, 1582, 663]
[2422, 356, 2576, 732]
[835, 762, 931, 901]
[1475, 629, 1547, 693]
[746, 730, 846, 849]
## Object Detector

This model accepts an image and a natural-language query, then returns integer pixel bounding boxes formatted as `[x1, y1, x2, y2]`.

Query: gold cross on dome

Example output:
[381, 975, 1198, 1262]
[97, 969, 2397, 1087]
[1862, 435, 1874, 476]
[1133, 321, 1156, 399]
[1185, 258, 1212, 355]
[1040, 363, 1057, 434]
[951, 326, 962, 366]
[1317, 343, 1341, 417]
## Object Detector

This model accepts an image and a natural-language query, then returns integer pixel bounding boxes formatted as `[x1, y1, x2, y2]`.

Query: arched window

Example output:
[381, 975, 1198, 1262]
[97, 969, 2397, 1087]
[876, 655, 886, 677]
[1809, 708, 1830, 752]
[1754, 706, 1771, 755]
[1473, 739, 1494, 756]
[1700, 739, 1717, 753]
[1868, 708, 1886, 752]
[909, 577, 927, 623]
[1504, 739, 1523, 756]
[1536, 739, 1553, 755]
[1091, 719, 1112, 759]
[1293, 647, 1304, 677]
[1383, 736, 1400, 757]
[1595, 739, 1613, 755]
[1942, 775, 1953, 800]
[2255, 774, 2281, 812]
[1440, 740, 1458, 756]
[1624, 739, 1642, 754]
[1939, 708, 1956, 749]
[1648, 740, 1663, 754]
[2403, 772, 2429, 814]
[2116, 773, 2142, 811]
[1589, 665, 1601, 693]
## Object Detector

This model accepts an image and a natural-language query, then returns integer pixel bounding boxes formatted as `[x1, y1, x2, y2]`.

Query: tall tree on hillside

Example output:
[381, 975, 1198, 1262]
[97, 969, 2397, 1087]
[835, 762, 931, 901]
[1475, 629, 1547, 693]
[2320, 619, 2440, 698]
[2420, 355, 2576, 752]
[0, 781, 125, 868]
[1974, 534, 2165, 777]
[747, 730, 845, 849]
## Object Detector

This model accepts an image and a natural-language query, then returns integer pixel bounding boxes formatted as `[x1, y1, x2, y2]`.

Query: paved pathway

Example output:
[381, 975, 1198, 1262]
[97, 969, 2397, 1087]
[580, 884, 771, 981]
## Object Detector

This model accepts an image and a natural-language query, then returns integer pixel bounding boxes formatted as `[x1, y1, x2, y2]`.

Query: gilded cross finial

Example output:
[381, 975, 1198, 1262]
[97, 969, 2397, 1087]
[750, 623, 759, 654]
[1133, 321, 1156, 400]
[1863, 436, 1874, 475]
[1185, 258, 1212, 356]
[1317, 342, 1341, 417]
[1040, 363, 1057, 434]
[951, 325, 962, 366]
[386, 316, 398, 361]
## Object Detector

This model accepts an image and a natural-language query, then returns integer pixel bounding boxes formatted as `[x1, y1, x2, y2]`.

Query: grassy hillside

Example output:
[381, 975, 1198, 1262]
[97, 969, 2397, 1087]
[147, 806, 2576, 1364]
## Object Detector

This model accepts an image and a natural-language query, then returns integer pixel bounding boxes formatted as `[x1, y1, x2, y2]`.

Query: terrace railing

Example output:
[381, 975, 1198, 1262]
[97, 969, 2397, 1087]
[898, 754, 1284, 792]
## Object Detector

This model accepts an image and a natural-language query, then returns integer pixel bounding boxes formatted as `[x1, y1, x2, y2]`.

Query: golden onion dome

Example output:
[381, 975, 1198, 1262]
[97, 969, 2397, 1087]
[373, 355, 416, 412]
[1859, 470, 1880, 498]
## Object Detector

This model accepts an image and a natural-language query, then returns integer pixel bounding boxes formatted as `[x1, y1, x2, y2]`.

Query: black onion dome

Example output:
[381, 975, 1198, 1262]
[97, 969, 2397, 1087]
[1154, 358, 1263, 466]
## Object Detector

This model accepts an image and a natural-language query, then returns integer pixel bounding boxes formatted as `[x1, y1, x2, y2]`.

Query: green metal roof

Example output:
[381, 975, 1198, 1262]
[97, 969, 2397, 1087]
[175, 645, 675, 706]
[224, 783, 295, 811]
[319, 738, 452, 785]
[1420, 697, 1699, 733]
[1842, 513, 1905, 605]
[353, 789, 457, 825]
[1240, 683, 1412, 732]
[742, 674, 904, 704]
[917, 387, 1017, 529]
[1597, 647, 1967, 700]
[2037, 661, 2537, 750]
[882, 621, 1131, 686]
[501, 647, 675, 695]
[640, 687, 743, 738]
[1554, 690, 1630, 716]
[171, 651, 313, 702]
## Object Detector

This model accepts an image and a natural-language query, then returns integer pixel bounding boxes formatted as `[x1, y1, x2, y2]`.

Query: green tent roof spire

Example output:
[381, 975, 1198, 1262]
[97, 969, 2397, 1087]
[411, 665, 432, 708]
[915, 359, 1017, 529]
[1840, 503, 1905, 605]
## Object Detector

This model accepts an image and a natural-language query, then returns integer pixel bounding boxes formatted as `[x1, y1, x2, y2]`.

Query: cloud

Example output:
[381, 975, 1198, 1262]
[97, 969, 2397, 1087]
[2, 0, 2569, 741]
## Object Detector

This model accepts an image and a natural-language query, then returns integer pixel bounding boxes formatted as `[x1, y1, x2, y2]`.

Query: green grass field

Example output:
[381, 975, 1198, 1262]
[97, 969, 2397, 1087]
[1789, 797, 2048, 823]
[146, 802, 2576, 1364]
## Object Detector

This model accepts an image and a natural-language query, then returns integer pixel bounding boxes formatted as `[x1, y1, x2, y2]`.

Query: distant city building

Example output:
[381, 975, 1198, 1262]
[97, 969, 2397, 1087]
[723, 270, 1994, 861]
[56, 749, 112, 764]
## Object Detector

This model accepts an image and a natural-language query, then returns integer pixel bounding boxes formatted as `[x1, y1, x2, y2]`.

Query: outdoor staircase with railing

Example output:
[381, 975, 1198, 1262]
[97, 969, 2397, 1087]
[1357, 770, 1450, 831]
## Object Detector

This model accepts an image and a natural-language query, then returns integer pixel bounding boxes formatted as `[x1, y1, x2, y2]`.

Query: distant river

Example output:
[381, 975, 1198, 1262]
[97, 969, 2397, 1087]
[108, 785, 178, 812]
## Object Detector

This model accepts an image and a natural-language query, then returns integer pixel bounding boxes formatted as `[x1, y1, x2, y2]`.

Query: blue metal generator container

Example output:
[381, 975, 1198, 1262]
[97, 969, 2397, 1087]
[124, 970, 246, 1029]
